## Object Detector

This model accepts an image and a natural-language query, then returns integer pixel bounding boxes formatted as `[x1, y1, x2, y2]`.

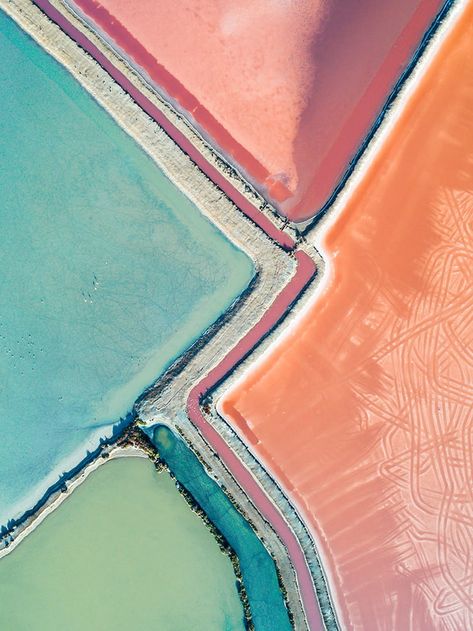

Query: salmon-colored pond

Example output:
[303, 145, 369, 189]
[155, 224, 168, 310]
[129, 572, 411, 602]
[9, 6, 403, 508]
[222, 2, 473, 629]
[68, 0, 446, 222]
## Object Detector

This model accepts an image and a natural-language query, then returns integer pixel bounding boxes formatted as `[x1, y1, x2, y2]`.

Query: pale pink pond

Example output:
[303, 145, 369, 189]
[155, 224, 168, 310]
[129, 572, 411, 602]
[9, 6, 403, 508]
[70, 0, 445, 221]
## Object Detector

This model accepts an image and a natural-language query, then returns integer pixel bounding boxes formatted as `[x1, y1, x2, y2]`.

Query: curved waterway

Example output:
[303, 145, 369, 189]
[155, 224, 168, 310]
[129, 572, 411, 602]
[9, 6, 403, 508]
[0, 9, 253, 528]
[0, 457, 246, 630]
[149, 424, 293, 631]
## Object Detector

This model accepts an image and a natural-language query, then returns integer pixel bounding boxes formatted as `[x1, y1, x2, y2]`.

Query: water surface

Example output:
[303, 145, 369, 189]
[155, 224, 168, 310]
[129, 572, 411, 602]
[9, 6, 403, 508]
[0, 457, 245, 630]
[150, 424, 292, 631]
[0, 10, 253, 526]
[71, 0, 447, 220]
[221, 3, 473, 628]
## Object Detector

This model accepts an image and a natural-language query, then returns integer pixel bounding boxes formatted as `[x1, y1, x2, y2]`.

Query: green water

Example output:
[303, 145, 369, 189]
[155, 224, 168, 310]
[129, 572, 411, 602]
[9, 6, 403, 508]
[150, 425, 293, 631]
[0, 457, 246, 630]
[0, 9, 253, 526]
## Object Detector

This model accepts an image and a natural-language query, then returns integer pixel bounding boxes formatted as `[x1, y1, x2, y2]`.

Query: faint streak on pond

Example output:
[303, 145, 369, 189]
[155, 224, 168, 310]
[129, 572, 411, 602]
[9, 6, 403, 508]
[0, 7, 253, 527]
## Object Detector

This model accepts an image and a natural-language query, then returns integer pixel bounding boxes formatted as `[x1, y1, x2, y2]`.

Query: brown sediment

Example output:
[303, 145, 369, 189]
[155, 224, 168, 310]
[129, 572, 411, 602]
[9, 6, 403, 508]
[221, 1, 473, 629]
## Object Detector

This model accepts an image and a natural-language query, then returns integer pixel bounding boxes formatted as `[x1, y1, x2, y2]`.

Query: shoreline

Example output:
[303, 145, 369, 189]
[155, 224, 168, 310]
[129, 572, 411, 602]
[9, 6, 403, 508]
[0, 0, 312, 626]
[0, 0, 460, 629]
[296, 0, 456, 232]
[0, 443, 146, 560]
[150, 424, 290, 630]
[51, 0, 297, 250]
[0, 433, 256, 628]
[66, 0, 275, 209]
[119, 426, 257, 630]
[0, 413, 132, 539]
[65, 0, 453, 225]
[214, 1, 467, 629]
[184, 250, 331, 631]
[138, 248, 325, 631]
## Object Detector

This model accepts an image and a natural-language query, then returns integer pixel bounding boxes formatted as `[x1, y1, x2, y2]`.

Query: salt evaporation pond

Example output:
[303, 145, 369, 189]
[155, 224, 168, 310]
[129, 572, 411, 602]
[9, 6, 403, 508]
[150, 425, 292, 631]
[0, 457, 246, 630]
[0, 10, 253, 527]
[71, 0, 447, 221]
[221, 2, 473, 628]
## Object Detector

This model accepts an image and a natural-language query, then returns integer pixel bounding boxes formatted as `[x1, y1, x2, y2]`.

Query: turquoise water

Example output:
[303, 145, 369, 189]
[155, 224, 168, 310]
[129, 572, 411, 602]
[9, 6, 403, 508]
[0, 457, 246, 630]
[150, 425, 293, 631]
[0, 10, 253, 527]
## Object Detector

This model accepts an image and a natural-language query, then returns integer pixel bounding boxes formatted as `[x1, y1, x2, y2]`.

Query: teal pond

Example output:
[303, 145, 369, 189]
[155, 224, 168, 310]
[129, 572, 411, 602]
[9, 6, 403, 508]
[150, 425, 293, 631]
[0, 9, 253, 527]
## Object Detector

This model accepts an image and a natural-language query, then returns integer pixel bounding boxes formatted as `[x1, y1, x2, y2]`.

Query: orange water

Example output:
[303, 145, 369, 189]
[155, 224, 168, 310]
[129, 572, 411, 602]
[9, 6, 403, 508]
[222, 3, 473, 629]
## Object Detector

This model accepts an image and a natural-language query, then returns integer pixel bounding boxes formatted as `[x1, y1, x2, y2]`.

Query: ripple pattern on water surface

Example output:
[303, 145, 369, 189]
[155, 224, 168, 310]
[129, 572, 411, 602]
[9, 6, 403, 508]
[0, 9, 253, 527]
